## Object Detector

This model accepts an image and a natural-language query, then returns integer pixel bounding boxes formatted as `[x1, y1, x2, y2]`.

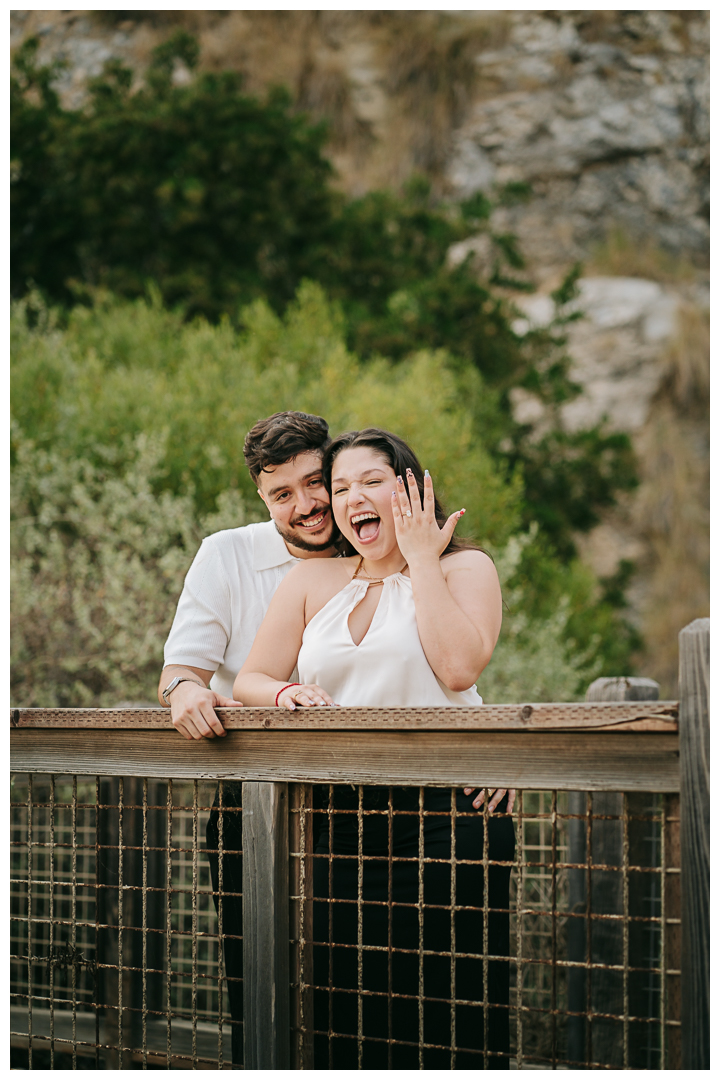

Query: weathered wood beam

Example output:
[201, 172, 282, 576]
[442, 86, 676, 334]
[10, 728, 679, 792]
[242, 782, 290, 1070]
[10, 701, 678, 732]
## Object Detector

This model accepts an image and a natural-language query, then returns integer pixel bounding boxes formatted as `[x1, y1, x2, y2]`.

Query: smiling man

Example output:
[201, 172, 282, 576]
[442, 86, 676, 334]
[158, 411, 336, 737]
[157, 410, 336, 1067]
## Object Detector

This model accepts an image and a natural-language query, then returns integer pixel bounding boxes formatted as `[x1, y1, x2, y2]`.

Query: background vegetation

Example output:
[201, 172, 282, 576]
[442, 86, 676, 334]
[11, 34, 641, 706]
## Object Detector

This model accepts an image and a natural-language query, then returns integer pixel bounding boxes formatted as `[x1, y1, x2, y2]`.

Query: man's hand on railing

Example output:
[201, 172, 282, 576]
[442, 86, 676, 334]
[160, 669, 244, 740]
[464, 787, 516, 813]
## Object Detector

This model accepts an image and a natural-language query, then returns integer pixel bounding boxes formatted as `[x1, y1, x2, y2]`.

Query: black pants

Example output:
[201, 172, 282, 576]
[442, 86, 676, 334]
[206, 783, 244, 1068]
[207, 785, 515, 1071]
[312, 787, 515, 1070]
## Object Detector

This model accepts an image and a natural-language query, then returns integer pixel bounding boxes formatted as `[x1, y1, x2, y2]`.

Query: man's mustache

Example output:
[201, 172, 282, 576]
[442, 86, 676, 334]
[291, 505, 331, 526]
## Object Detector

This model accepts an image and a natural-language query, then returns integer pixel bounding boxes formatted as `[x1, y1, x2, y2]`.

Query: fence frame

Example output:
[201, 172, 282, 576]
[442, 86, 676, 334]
[10, 619, 709, 1069]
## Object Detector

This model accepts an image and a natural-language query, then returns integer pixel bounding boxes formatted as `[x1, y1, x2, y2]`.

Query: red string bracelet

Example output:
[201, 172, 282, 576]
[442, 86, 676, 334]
[275, 682, 300, 707]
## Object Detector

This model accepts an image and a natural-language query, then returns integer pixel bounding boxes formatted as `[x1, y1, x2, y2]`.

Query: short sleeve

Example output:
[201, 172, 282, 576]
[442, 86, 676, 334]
[163, 537, 233, 672]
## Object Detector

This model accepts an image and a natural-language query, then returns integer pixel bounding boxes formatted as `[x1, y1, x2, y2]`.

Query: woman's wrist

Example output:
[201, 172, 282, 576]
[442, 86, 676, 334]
[275, 682, 300, 707]
[405, 552, 444, 576]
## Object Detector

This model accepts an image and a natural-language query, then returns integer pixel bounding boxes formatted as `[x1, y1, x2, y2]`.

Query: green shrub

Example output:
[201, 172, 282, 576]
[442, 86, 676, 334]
[11, 425, 258, 707]
[11, 285, 639, 706]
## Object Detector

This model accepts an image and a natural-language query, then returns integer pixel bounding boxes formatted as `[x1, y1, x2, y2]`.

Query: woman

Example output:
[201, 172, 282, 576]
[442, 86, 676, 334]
[235, 428, 515, 1069]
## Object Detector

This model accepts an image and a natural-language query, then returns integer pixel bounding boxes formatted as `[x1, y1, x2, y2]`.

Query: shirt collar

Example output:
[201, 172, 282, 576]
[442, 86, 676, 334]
[252, 519, 299, 572]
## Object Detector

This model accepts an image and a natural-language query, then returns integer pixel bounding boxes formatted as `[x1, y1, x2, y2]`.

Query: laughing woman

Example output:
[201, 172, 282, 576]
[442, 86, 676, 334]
[234, 428, 515, 1069]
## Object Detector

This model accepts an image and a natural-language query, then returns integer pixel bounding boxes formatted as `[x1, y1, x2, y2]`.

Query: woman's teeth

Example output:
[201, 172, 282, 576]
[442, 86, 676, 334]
[351, 512, 381, 540]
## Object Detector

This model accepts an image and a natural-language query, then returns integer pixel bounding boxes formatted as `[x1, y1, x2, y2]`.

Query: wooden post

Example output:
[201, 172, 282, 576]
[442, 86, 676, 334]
[679, 619, 709, 1070]
[567, 676, 660, 1068]
[242, 782, 290, 1069]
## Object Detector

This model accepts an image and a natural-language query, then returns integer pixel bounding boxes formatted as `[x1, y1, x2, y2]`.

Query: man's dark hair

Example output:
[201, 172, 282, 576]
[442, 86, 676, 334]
[243, 411, 331, 483]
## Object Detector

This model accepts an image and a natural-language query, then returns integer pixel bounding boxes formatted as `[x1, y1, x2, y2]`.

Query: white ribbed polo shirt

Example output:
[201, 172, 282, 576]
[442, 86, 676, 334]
[163, 519, 300, 698]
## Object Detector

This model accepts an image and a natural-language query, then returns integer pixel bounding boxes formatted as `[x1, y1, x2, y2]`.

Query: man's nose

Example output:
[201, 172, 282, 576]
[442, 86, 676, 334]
[296, 489, 321, 515]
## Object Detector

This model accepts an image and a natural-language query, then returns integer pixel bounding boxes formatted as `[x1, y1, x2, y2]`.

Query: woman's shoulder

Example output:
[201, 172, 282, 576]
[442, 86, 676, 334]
[440, 547, 497, 577]
[285, 555, 356, 586]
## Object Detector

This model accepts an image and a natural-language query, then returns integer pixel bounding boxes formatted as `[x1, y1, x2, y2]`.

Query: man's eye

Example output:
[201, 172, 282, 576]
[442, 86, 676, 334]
[308, 478, 322, 487]
[275, 492, 288, 501]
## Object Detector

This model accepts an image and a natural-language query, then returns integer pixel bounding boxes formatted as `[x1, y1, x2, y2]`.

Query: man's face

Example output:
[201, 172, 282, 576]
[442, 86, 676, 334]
[257, 451, 336, 557]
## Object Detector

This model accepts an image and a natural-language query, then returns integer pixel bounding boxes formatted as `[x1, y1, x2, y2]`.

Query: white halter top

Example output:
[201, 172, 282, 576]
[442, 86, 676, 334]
[298, 570, 483, 708]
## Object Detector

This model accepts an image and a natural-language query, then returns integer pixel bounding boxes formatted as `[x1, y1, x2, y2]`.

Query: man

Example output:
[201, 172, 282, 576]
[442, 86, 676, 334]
[159, 409, 337, 736]
[158, 410, 337, 1066]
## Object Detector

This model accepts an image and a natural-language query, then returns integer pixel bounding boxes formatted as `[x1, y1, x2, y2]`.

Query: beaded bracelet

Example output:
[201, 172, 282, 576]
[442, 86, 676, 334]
[275, 682, 301, 707]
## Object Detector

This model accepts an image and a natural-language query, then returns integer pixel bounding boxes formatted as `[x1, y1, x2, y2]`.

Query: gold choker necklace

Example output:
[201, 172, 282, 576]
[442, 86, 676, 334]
[351, 556, 408, 587]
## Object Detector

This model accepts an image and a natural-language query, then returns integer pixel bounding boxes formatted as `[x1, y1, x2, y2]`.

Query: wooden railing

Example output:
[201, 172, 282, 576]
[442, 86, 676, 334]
[10, 618, 708, 1070]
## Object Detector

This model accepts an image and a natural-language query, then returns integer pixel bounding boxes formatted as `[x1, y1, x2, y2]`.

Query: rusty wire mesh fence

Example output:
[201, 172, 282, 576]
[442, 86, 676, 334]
[10, 777, 680, 1069]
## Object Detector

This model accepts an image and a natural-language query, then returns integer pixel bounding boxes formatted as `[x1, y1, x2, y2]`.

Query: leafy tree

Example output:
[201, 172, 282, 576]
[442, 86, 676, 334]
[10, 33, 638, 562]
[11, 34, 335, 319]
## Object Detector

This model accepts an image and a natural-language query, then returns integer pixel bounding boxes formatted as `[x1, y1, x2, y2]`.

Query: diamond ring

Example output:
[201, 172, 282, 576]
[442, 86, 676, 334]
[405, 510, 412, 517]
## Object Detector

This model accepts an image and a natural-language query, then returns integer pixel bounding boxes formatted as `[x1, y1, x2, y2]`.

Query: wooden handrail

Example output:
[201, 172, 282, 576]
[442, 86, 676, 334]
[11, 700, 679, 732]
[10, 703, 680, 792]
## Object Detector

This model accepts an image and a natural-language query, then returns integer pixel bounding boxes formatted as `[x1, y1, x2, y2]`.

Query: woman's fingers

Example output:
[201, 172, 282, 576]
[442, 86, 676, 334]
[405, 468, 424, 515]
[440, 508, 466, 545]
[395, 474, 411, 517]
[487, 788, 507, 813]
[281, 683, 335, 710]
[423, 470, 435, 515]
[463, 787, 513, 813]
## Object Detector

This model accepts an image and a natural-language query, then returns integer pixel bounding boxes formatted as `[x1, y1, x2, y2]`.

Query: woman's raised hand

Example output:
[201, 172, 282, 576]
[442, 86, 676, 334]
[277, 683, 336, 711]
[391, 469, 465, 564]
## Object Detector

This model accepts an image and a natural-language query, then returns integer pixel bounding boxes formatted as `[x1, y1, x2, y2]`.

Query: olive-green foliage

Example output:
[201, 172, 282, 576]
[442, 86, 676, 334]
[477, 528, 602, 704]
[11, 283, 521, 545]
[11, 286, 637, 706]
[10, 35, 638, 558]
[11, 425, 257, 707]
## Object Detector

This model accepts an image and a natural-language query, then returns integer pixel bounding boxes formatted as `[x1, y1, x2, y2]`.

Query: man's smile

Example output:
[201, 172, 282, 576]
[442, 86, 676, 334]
[294, 508, 330, 531]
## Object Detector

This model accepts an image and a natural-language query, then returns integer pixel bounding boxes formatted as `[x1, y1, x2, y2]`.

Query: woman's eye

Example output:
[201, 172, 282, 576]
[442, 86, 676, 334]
[333, 488, 347, 497]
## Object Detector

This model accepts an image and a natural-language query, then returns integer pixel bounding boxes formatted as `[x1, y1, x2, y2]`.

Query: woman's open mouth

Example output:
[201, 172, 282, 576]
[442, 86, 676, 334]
[350, 511, 381, 544]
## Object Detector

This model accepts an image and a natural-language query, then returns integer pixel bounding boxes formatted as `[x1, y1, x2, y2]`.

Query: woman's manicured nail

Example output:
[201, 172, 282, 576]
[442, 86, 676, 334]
[459, 508, 466, 516]
[425, 469, 430, 477]
[397, 476, 403, 484]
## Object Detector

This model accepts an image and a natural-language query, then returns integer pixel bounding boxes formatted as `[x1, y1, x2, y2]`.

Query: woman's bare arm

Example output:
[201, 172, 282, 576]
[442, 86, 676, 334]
[392, 470, 502, 691]
[412, 548, 502, 691]
[233, 562, 337, 708]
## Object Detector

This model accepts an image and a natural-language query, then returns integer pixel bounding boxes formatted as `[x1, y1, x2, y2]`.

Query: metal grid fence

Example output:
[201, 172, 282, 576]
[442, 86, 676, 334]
[10, 776, 681, 1070]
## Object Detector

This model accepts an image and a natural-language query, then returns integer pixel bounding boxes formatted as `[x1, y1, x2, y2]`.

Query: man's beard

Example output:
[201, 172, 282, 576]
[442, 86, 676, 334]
[274, 514, 340, 554]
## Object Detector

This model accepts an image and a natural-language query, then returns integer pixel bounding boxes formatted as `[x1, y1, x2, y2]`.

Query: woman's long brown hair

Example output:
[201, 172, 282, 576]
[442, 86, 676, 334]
[323, 427, 485, 558]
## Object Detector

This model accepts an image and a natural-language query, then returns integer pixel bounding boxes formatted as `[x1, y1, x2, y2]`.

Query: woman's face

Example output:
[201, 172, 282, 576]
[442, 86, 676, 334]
[330, 446, 400, 560]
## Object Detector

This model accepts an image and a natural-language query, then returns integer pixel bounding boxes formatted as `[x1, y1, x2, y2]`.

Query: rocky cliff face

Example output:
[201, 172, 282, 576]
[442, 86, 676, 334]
[11, 9, 709, 692]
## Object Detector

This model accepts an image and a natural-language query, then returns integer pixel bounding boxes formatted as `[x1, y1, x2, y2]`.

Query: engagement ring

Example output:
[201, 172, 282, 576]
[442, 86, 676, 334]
[405, 510, 412, 517]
